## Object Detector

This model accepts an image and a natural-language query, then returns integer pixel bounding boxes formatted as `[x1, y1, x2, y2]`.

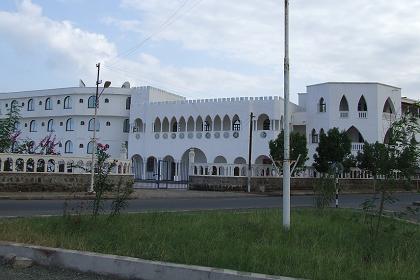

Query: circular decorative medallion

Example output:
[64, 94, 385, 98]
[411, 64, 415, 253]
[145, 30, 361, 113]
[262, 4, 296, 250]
[163, 133, 168, 139]
[196, 132, 202, 139]
[214, 132, 220, 139]
[135, 133, 140, 140]
[180, 133, 185, 139]
[188, 132, 194, 139]
[154, 133, 160, 139]
[260, 131, 267, 138]
[223, 132, 229, 139]
[171, 133, 176, 139]
[205, 132, 211, 139]
[233, 132, 239, 138]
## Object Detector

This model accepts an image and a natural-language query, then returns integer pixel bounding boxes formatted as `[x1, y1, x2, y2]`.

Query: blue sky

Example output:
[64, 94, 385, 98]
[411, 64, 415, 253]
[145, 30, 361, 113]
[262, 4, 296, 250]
[1, 0, 420, 102]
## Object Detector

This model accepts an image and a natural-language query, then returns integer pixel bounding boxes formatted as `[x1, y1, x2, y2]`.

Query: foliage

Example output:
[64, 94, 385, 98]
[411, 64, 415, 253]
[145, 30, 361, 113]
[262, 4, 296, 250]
[313, 174, 336, 209]
[269, 130, 308, 175]
[110, 179, 134, 218]
[313, 128, 351, 173]
[0, 101, 21, 153]
[1, 209, 420, 280]
[14, 134, 60, 155]
[92, 143, 117, 217]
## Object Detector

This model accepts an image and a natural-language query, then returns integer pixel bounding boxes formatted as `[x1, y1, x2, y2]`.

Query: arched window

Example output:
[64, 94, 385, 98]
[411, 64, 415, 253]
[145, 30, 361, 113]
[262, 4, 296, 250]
[27, 99, 34, 111]
[126, 97, 131, 110]
[104, 98, 110, 103]
[196, 116, 203, 131]
[383, 98, 395, 114]
[311, 129, 319, 143]
[358, 96, 368, 111]
[123, 119, 130, 133]
[47, 119, 54, 132]
[232, 115, 241, 131]
[339, 95, 349, 111]
[204, 116, 212, 131]
[162, 117, 169, 132]
[213, 115, 221, 131]
[187, 117, 194, 132]
[88, 96, 96, 108]
[66, 118, 74, 131]
[222, 115, 231, 131]
[11, 100, 18, 109]
[88, 118, 100, 131]
[29, 120, 37, 132]
[65, 140, 73, 154]
[319, 98, 326, 112]
[154, 117, 161, 132]
[45, 98, 52, 110]
[87, 141, 94, 154]
[170, 117, 178, 132]
[64, 96, 72, 109]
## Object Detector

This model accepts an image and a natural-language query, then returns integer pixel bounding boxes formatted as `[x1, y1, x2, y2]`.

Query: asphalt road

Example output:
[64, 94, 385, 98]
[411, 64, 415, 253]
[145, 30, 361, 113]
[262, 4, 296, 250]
[0, 193, 419, 218]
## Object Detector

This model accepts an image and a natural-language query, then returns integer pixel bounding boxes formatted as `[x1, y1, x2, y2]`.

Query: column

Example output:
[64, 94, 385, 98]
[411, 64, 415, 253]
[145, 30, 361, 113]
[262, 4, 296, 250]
[189, 148, 195, 175]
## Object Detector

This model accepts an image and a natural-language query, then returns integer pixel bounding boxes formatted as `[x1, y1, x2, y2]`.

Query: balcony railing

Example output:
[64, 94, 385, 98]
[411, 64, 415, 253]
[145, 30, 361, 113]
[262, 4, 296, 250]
[340, 111, 349, 118]
[358, 111, 368, 119]
[351, 142, 364, 152]
[382, 113, 397, 122]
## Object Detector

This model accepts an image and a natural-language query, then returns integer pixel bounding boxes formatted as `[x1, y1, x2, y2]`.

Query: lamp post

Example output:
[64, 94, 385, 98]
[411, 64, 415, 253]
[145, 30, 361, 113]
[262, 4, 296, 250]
[89, 62, 111, 193]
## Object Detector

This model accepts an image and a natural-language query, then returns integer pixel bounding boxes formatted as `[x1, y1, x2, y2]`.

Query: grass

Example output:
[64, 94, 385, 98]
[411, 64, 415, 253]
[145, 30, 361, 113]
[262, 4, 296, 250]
[0, 209, 419, 280]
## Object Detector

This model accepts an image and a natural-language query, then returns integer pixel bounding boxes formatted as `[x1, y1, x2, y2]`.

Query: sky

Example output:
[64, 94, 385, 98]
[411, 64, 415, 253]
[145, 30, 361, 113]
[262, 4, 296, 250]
[0, 0, 419, 102]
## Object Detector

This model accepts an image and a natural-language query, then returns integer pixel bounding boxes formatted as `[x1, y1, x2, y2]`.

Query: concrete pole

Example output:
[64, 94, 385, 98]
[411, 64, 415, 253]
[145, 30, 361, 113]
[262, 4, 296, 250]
[283, 0, 291, 229]
[89, 63, 101, 193]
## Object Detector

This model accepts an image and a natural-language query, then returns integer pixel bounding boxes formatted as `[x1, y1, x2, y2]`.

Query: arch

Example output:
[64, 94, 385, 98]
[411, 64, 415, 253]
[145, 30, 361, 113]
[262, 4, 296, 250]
[66, 160, 74, 173]
[3, 158, 13, 172]
[64, 96, 72, 109]
[319, 97, 326, 112]
[133, 118, 144, 132]
[311, 129, 319, 143]
[26, 158, 34, 172]
[234, 157, 247, 164]
[47, 159, 55, 172]
[178, 117, 186, 132]
[214, 156, 227, 164]
[255, 155, 272, 165]
[232, 114, 241, 131]
[358, 95, 368, 111]
[213, 115, 222, 131]
[123, 119, 130, 133]
[320, 128, 325, 135]
[346, 126, 365, 143]
[131, 155, 144, 180]
[181, 148, 207, 164]
[27, 99, 34, 111]
[196, 116, 203, 131]
[87, 141, 94, 154]
[37, 159, 45, 172]
[88, 96, 96, 108]
[339, 95, 349, 111]
[257, 114, 270, 130]
[88, 118, 100, 131]
[29, 120, 37, 132]
[126, 97, 131, 110]
[154, 117, 161, 132]
[187, 116, 194, 132]
[204, 116, 212, 131]
[15, 158, 24, 172]
[66, 118, 74, 131]
[11, 100, 18, 109]
[65, 140, 73, 154]
[162, 117, 169, 132]
[234, 167, 240, 176]
[146, 156, 157, 179]
[162, 155, 176, 181]
[45, 98, 52, 110]
[222, 115, 231, 131]
[170, 117, 178, 132]
[383, 97, 395, 114]
[47, 119, 54, 132]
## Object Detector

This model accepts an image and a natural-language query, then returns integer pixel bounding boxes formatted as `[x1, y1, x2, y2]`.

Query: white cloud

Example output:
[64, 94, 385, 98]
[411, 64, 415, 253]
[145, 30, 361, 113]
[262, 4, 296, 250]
[0, 0, 117, 80]
[119, 0, 420, 98]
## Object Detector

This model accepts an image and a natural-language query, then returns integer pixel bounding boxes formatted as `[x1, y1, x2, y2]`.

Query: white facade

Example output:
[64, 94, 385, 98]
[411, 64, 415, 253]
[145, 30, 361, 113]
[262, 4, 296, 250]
[0, 82, 404, 180]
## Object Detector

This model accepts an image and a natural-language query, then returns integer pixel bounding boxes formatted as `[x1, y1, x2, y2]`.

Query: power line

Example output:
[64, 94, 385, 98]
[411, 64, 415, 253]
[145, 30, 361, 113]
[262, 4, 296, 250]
[106, 0, 204, 67]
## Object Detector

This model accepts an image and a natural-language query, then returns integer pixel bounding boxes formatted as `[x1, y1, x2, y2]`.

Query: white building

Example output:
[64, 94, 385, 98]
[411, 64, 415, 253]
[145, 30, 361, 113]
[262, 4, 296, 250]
[0, 82, 406, 180]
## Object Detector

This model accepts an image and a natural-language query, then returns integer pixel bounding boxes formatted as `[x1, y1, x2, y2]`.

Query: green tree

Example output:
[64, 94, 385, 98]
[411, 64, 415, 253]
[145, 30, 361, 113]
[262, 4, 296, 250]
[269, 130, 308, 175]
[313, 128, 351, 173]
[357, 142, 388, 192]
[0, 101, 21, 152]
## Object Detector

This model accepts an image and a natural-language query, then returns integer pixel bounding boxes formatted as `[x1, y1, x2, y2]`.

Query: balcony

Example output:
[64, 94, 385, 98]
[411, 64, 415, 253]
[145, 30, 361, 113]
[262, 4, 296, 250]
[358, 111, 368, 119]
[351, 142, 364, 152]
[340, 111, 349, 118]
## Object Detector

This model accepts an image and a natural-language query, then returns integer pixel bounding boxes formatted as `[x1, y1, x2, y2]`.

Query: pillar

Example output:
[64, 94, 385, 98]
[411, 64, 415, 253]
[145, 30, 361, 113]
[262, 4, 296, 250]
[189, 148, 195, 175]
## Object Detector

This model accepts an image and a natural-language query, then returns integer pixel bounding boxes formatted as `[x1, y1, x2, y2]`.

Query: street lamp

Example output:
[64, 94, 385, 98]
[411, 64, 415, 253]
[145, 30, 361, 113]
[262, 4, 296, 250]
[89, 62, 111, 193]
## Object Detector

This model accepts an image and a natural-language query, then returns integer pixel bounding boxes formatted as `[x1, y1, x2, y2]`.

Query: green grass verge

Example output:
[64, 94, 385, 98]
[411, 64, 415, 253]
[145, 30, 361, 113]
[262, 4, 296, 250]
[0, 209, 419, 280]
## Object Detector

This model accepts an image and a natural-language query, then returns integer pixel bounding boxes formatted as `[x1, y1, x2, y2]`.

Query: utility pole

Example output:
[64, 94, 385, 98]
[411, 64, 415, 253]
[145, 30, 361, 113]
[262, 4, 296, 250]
[248, 112, 255, 193]
[89, 63, 101, 193]
[283, 0, 291, 229]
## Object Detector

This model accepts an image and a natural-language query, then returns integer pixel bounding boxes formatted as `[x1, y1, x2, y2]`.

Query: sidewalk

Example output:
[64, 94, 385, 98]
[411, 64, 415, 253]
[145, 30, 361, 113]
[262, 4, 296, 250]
[0, 189, 262, 200]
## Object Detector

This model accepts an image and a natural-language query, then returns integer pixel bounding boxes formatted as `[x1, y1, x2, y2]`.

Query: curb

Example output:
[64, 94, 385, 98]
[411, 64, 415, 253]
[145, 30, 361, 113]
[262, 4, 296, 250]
[0, 242, 304, 280]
